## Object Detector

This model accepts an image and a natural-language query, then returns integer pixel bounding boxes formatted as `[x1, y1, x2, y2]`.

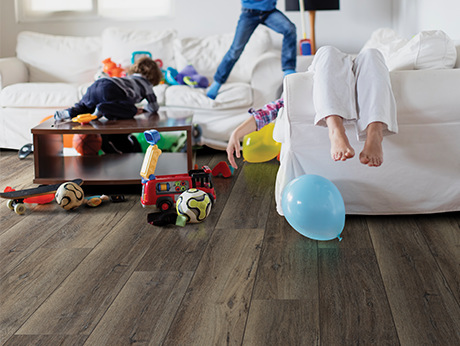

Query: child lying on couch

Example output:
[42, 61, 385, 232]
[226, 46, 398, 169]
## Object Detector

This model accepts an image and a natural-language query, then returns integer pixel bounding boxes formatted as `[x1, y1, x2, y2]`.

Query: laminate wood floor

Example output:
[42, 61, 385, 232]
[1, 148, 459, 346]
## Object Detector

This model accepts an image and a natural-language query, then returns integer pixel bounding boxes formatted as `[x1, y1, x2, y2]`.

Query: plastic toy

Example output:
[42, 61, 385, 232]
[140, 130, 162, 181]
[281, 174, 345, 241]
[102, 58, 125, 77]
[242, 122, 281, 163]
[175, 65, 209, 88]
[0, 179, 83, 215]
[141, 166, 216, 212]
[211, 161, 234, 178]
[85, 194, 109, 207]
[55, 181, 85, 211]
[164, 67, 180, 85]
[176, 188, 212, 223]
[131, 51, 152, 64]
[72, 113, 98, 125]
[18, 143, 33, 159]
[147, 211, 187, 227]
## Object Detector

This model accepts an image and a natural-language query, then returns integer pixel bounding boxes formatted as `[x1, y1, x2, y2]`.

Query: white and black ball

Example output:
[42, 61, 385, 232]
[55, 182, 84, 210]
[176, 188, 212, 223]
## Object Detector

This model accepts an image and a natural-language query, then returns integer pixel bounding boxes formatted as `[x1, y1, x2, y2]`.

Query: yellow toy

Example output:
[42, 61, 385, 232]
[72, 113, 98, 125]
[140, 130, 162, 181]
[242, 122, 281, 163]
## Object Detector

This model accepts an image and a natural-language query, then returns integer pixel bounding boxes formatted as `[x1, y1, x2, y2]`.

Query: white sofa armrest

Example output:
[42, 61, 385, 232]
[0, 57, 28, 91]
[250, 50, 284, 109]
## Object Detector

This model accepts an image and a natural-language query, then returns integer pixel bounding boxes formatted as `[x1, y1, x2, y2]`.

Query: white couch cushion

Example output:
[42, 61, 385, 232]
[16, 31, 101, 84]
[165, 82, 253, 109]
[0, 83, 79, 108]
[363, 28, 457, 71]
[173, 26, 272, 83]
[101, 27, 177, 69]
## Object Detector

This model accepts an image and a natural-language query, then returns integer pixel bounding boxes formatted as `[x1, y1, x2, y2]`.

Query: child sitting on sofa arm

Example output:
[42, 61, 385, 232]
[54, 57, 162, 121]
[226, 46, 399, 170]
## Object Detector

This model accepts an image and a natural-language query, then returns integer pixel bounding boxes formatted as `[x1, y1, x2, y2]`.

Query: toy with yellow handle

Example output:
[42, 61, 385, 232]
[242, 122, 281, 163]
[72, 113, 98, 125]
[140, 130, 162, 182]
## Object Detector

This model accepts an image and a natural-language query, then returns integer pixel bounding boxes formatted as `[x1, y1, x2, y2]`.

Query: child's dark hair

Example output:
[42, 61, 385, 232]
[128, 57, 162, 86]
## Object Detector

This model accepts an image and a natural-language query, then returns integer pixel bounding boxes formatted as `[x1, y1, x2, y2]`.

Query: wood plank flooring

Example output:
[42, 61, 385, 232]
[1, 148, 459, 346]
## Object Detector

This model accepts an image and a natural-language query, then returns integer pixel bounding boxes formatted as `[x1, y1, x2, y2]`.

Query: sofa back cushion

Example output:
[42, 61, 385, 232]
[173, 26, 273, 84]
[362, 28, 457, 71]
[16, 31, 101, 84]
[101, 27, 177, 69]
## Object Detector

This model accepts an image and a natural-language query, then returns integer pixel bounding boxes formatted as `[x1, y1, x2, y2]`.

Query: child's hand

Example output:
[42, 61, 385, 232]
[226, 130, 241, 170]
[136, 107, 145, 115]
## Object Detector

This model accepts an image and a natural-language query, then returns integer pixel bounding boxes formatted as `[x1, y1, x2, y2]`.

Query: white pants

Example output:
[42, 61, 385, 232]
[308, 46, 398, 141]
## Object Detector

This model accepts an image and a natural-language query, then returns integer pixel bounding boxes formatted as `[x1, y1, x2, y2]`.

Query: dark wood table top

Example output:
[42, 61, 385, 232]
[32, 110, 194, 135]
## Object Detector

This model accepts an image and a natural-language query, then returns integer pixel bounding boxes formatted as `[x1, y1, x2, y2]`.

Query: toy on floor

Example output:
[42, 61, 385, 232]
[72, 113, 98, 125]
[176, 188, 212, 223]
[73, 134, 102, 156]
[0, 179, 83, 215]
[140, 130, 162, 181]
[55, 181, 85, 211]
[85, 194, 109, 207]
[243, 122, 281, 163]
[211, 161, 234, 178]
[281, 174, 345, 241]
[141, 166, 216, 212]
[147, 211, 187, 227]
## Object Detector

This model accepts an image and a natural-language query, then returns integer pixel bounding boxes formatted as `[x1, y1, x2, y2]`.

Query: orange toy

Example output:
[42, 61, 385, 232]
[102, 58, 125, 77]
[73, 134, 102, 156]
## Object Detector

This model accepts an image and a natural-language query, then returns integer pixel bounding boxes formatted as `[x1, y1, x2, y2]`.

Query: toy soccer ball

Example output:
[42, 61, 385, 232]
[55, 182, 84, 210]
[176, 188, 212, 223]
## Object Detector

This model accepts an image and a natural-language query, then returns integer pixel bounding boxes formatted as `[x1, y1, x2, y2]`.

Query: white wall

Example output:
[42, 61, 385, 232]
[392, 0, 460, 39]
[0, 0, 392, 58]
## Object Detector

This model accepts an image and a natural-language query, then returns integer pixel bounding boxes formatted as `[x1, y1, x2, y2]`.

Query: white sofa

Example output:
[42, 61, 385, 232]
[0, 26, 285, 150]
[274, 30, 460, 215]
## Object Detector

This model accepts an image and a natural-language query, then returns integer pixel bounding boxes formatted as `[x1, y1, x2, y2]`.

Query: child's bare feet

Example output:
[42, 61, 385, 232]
[359, 122, 384, 167]
[326, 115, 355, 161]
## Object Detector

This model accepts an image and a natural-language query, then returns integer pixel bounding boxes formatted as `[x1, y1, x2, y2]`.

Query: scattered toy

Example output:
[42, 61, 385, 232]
[211, 161, 234, 178]
[147, 211, 187, 227]
[1, 179, 83, 215]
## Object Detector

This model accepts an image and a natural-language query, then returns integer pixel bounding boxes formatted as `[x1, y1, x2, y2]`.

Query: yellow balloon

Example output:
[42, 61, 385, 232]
[242, 122, 281, 163]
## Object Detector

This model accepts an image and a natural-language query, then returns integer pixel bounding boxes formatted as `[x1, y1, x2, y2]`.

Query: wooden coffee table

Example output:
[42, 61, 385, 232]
[32, 110, 194, 185]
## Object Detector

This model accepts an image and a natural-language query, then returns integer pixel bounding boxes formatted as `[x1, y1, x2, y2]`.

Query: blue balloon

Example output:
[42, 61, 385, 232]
[281, 174, 345, 241]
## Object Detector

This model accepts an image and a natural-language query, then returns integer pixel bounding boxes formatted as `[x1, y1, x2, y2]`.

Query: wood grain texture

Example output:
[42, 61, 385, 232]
[162, 228, 264, 346]
[319, 248, 400, 345]
[367, 215, 460, 346]
[0, 248, 90, 345]
[216, 160, 278, 229]
[414, 213, 460, 304]
[83, 271, 194, 346]
[242, 299, 318, 346]
[16, 205, 160, 336]
[1, 148, 460, 346]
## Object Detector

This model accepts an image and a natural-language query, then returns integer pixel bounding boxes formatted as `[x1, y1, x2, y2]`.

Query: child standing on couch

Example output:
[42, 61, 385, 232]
[206, 0, 297, 99]
[54, 57, 162, 121]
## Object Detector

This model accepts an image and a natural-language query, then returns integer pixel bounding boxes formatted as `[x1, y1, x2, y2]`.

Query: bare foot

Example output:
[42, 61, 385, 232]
[360, 122, 384, 167]
[326, 115, 355, 161]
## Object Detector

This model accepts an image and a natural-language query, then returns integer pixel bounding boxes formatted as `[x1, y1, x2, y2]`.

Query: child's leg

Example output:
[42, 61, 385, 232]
[353, 48, 398, 167]
[359, 122, 384, 167]
[309, 46, 357, 161]
[325, 115, 355, 161]
[208, 9, 260, 99]
[97, 101, 138, 120]
[263, 9, 297, 74]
